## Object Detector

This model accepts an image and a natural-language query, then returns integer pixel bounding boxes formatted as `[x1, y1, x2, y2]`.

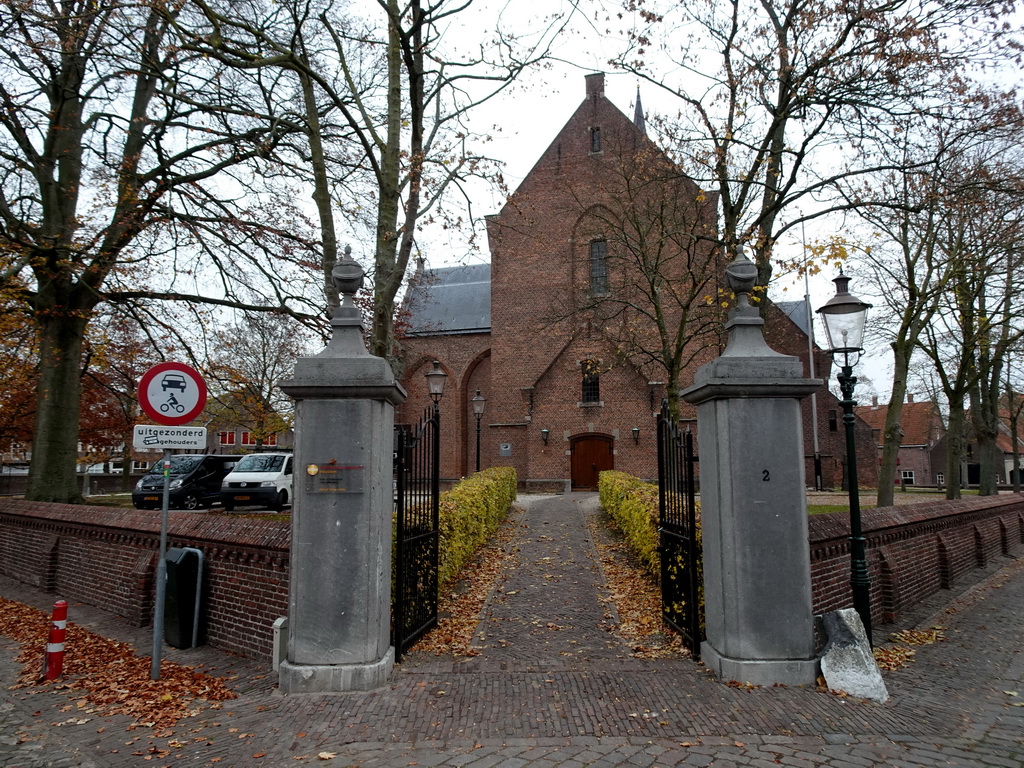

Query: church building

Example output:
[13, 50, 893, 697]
[397, 74, 874, 492]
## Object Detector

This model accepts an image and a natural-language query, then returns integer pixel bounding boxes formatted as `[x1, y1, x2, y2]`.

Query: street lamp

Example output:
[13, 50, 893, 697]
[425, 360, 447, 408]
[817, 271, 873, 645]
[471, 389, 486, 472]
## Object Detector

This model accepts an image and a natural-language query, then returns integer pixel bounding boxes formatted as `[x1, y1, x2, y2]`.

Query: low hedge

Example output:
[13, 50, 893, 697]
[438, 467, 517, 589]
[597, 470, 703, 580]
[598, 470, 704, 632]
[598, 470, 661, 578]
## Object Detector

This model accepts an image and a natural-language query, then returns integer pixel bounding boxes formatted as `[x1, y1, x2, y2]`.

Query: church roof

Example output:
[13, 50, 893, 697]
[403, 263, 491, 336]
[633, 87, 646, 136]
[774, 299, 813, 338]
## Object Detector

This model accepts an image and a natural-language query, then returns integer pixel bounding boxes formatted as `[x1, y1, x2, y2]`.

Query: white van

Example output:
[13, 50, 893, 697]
[220, 453, 293, 512]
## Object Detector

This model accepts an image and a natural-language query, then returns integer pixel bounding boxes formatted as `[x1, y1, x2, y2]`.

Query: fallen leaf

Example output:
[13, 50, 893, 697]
[317, 752, 337, 760]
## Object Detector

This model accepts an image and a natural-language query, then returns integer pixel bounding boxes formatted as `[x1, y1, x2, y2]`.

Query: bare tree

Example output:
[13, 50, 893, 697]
[204, 312, 313, 448]
[917, 154, 1024, 497]
[0, 0, 321, 502]
[844, 101, 1024, 505]
[610, 0, 1019, 290]
[557, 135, 722, 417]
[172, 0, 575, 363]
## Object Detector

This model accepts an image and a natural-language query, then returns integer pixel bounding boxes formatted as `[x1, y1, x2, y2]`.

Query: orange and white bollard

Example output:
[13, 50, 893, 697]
[40, 600, 68, 681]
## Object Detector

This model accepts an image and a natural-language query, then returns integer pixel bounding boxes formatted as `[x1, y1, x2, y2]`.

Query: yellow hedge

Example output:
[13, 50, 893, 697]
[598, 470, 661, 578]
[598, 470, 702, 579]
[438, 467, 517, 589]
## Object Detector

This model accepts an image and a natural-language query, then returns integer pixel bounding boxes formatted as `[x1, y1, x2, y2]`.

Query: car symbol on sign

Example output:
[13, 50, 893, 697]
[161, 374, 188, 392]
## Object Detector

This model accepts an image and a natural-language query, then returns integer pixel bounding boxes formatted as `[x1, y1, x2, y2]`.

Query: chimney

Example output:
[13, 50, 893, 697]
[872, 396, 878, 408]
[907, 393, 915, 403]
[585, 73, 605, 102]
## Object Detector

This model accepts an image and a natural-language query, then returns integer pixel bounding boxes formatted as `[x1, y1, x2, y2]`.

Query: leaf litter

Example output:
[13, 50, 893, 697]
[0, 595, 236, 730]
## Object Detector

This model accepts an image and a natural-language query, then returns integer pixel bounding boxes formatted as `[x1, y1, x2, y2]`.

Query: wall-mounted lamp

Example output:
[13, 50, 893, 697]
[540, 428, 550, 445]
[632, 426, 640, 444]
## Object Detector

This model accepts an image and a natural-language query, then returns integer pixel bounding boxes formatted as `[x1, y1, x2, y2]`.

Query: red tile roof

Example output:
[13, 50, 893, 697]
[853, 400, 943, 447]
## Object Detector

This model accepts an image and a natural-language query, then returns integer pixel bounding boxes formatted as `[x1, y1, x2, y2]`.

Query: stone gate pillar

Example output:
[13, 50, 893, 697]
[278, 249, 405, 693]
[681, 255, 821, 686]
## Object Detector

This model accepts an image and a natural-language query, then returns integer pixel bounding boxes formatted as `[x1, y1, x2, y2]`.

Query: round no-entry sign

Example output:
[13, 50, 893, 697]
[138, 362, 208, 426]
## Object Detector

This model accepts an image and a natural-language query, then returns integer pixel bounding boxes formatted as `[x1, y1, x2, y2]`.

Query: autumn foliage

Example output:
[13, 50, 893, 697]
[437, 467, 517, 591]
[0, 597, 236, 730]
[597, 470, 663, 578]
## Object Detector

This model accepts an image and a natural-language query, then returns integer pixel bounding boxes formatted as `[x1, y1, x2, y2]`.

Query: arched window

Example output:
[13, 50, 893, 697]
[589, 240, 609, 296]
[581, 359, 600, 403]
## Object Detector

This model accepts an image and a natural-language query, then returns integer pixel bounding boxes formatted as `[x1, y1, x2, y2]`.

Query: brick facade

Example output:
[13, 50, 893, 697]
[0, 500, 288, 660]
[399, 73, 876, 492]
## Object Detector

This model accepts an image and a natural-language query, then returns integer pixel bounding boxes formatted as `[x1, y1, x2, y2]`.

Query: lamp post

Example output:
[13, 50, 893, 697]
[471, 389, 486, 472]
[425, 360, 447, 410]
[817, 271, 873, 645]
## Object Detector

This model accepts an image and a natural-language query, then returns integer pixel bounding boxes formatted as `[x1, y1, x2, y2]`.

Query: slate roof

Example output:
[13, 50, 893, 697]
[403, 263, 491, 336]
[775, 299, 813, 338]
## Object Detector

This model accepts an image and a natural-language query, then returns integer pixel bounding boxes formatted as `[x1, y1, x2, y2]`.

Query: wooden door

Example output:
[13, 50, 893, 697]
[570, 435, 614, 490]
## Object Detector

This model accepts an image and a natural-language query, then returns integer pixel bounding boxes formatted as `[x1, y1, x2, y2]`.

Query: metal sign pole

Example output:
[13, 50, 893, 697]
[150, 448, 172, 680]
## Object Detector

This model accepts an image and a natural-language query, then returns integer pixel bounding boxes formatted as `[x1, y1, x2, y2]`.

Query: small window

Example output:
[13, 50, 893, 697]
[241, 431, 256, 446]
[581, 359, 601, 404]
[590, 240, 609, 296]
[590, 127, 601, 153]
[219, 430, 236, 446]
[936, 472, 944, 486]
[828, 410, 838, 432]
[900, 469, 915, 485]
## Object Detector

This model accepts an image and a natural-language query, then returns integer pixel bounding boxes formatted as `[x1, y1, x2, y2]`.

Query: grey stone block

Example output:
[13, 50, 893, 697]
[819, 609, 889, 703]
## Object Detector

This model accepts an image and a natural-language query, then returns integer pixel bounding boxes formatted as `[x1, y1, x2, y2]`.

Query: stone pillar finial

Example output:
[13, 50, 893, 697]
[721, 252, 778, 358]
[332, 245, 363, 311]
[320, 245, 368, 357]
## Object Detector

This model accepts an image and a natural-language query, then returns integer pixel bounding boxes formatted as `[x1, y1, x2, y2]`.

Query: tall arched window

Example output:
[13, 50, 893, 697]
[581, 359, 600, 403]
[589, 240, 609, 296]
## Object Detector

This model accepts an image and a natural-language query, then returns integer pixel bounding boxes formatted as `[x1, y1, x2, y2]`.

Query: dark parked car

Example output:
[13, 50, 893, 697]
[132, 454, 239, 511]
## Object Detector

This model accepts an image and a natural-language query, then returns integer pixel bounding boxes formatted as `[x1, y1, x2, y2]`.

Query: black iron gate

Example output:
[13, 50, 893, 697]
[656, 400, 703, 657]
[392, 406, 440, 660]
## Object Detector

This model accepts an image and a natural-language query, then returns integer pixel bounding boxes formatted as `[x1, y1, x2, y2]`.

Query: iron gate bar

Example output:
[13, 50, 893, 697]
[392, 405, 441, 660]
[657, 399, 703, 657]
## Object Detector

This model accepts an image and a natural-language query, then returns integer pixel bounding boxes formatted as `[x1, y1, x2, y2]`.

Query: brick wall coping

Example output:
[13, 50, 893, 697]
[808, 494, 1024, 543]
[0, 499, 291, 553]
[5, 495, 1020, 552]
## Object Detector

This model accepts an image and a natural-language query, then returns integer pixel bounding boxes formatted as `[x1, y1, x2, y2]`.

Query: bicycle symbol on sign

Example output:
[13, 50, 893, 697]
[160, 394, 186, 414]
[159, 375, 188, 413]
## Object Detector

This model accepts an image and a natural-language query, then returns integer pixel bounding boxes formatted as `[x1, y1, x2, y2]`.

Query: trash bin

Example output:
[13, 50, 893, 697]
[164, 547, 203, 649]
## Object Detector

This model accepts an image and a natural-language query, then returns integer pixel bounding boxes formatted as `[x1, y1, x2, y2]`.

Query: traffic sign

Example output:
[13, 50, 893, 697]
[132, 425, 208, 451]
[138, 362, 208, 426]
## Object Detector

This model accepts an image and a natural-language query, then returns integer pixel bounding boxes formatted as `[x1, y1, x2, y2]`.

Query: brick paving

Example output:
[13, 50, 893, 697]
[1, 492, 1023, 767]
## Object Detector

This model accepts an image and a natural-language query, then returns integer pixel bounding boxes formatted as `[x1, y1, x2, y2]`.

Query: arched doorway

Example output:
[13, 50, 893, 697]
[570, 434, 614, 490]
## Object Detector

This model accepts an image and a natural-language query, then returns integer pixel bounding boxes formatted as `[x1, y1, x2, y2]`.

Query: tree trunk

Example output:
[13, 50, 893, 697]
[300, 70, 340, 313]
[877, 343, 912, 507]
[26, 313, 90, 503]
[945, 402, 966, 499]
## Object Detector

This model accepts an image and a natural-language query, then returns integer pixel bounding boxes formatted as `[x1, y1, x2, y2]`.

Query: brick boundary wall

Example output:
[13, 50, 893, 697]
[808, 495, 1024, 623]
[0, 500, 289, 660]
[1, 495, 1022, 661]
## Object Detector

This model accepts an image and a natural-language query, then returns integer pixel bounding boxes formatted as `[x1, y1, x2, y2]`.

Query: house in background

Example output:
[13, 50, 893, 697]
[855, 395, 945, 487]
[210, 427, 293, 454]
[397, 74, 876, 492]
[994, 399, 1024, 486]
